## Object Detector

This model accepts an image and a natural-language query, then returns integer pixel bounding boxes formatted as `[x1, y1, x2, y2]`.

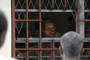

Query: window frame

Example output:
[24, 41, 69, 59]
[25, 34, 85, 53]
[12, 0, 90, 60]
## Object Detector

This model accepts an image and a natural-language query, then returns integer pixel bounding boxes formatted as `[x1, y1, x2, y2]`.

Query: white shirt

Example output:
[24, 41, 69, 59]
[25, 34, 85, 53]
[0, 55, 16, 60]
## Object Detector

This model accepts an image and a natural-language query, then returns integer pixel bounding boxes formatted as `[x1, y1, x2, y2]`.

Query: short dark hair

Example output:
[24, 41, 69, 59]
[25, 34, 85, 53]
[0, 11, 7, 47]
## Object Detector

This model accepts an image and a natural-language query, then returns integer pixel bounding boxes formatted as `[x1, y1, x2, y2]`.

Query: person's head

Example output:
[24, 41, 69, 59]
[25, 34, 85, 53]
[0, 11, 7, 48]
[42, 18, 56, 37]
[60, 31, 83, 60]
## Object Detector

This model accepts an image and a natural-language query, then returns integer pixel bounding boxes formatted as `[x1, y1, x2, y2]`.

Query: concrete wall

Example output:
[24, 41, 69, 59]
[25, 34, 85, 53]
[0, 0, 11, 57]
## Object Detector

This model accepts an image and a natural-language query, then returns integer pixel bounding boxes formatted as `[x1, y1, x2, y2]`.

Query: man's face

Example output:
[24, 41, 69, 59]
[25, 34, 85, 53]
[43, 22, 56, 37]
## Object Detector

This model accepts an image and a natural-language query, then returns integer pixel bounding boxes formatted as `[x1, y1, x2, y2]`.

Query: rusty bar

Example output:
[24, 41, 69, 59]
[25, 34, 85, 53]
[39, 0, 42, 37]
[39, 0, 42, 60]
[16, 48, 90, 51]
[52, 0, 54, 9]
[83, 48, 90, 50]
[16, 48, 28, 50]
[16, 48, 40, 50]
[64, 0, 66, 9]
[51, 0, 55, 59]
[51, 40, 55, 60]
[77, 0, 80, 33]
[26, 0, 29, 60]
[12, 0, 16, 58]
[15, 20, 40, 22]
[80, 19, 90, 22]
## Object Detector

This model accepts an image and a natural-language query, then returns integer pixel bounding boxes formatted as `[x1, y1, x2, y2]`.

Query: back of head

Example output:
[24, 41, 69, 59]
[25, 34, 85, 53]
[0, 11, 7, 48]
[60, 31, 83, 57]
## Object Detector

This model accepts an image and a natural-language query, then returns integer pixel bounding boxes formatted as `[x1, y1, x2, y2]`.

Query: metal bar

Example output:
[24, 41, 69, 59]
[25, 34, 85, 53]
[16, 56, 60, 58]
[77, 0, 80, 33]
[15, 48, 90, 52]
[75, 0, 78, 32]
[52, 0, 55, 9]
[15, 9, 74, 12]
[79, 10, 90, 12]
[16, 56, 38, 58]
[16, 48, 40, 50]
[16, 56, 90, 58]
[39, 0, 42, 60]
[84, 10, 90, 12]
[15, 9, 90, 12]
[12, 0, 16, 58]
[83, 48, 90, 50]
[52, 40, 55, 60]
[16, 48, 27, 50]
[79, 0, 85, 38]
[15, 20, 40, 22]
[16, 48, 58, 51]
[26, 0, 29, 60]
[80, 19, 90, 22]
[64, 0, 66, 9]
[51, 0, 55, 59]
[16, 37, 90, 43]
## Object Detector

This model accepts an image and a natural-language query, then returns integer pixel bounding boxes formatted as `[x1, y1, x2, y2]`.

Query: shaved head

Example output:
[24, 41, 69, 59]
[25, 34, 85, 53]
[61, 31, 83, 57]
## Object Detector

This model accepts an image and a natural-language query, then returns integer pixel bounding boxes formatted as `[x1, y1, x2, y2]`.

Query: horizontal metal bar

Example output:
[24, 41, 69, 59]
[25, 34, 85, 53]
[16, 48, 58, 51]
[80, 19, 90, 22]
[16, 37, 61, 43]
[16, 37, 90, 43]
[80, 10, 90, 12]
[15, 9, 74, 12]
[16, 48, 90, 51]
[16, 56, 90, 59]
[84, 10, 90, 12]
[15, 9, 90, 12]
[15, 20, 40, 22]
[16, 48, 39, 51]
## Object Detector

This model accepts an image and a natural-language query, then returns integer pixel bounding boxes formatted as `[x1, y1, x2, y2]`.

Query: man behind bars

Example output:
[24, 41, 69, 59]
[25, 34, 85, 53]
[60, 31, 83, 60]
[0, 11, 16, 60]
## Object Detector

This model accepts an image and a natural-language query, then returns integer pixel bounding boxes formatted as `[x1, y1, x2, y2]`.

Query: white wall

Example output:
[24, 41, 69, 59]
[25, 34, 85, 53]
[0, 0, 11, 57]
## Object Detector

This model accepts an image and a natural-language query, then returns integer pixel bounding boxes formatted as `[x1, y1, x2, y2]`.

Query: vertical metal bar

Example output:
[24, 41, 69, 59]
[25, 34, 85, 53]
[51, 40, 55, 60]
[52, 0, 54, 9]
[75, 0, 78, 32]
[79, 0, 85, 38]
[39, 0, 42, 60]
[64, 0, 66, 9]
[26, 0, 29, 60]
[12, 0, 16, 58]
[51, 0, 55, 59]
[77, 0, 80, 33]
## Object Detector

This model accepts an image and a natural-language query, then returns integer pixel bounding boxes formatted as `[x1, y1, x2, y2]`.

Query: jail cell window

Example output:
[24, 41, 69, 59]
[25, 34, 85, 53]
[13, 0, 78, 60]
[18, 12, 77, 37]
[41, 12, 76, 37]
